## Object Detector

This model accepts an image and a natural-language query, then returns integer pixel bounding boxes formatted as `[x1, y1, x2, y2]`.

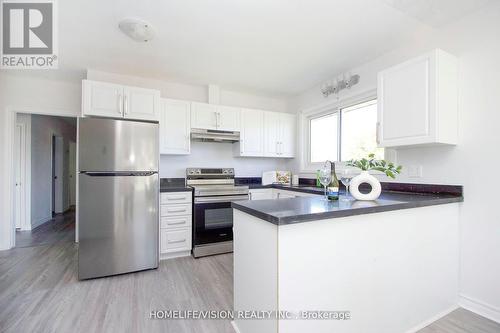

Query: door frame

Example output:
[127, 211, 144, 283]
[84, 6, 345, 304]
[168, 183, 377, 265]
[3, 106, 79, 250]
[51, 134, 64, 215]
[13, 118, 32, 231]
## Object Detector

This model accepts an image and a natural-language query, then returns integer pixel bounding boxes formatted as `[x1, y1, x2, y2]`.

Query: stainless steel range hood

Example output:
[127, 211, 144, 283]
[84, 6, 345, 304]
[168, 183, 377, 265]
[191, 128, 240, 143]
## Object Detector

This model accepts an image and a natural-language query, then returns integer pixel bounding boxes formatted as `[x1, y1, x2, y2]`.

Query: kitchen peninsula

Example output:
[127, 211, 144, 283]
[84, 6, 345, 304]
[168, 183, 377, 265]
[232, 187, 463, 333]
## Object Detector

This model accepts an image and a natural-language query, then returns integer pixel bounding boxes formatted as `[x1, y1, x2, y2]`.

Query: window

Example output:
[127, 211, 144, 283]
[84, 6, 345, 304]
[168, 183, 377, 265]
[306, 98, 383, 168]
[341, 100, 384, 161]
[310, 113, 338, 163]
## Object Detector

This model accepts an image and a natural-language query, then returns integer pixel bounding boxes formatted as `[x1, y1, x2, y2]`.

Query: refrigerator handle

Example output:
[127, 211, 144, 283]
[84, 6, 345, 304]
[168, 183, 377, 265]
[118, 94, 123, 115]
[81, 171, 158, 177]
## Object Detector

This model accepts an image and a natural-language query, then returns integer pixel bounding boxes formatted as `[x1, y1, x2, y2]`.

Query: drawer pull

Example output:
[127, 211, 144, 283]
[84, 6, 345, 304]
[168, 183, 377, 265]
[168, 207, 187, 213]
[168, 220, 186, 225]
[167, 195, 187, 200]
[168, 239, 186, 244]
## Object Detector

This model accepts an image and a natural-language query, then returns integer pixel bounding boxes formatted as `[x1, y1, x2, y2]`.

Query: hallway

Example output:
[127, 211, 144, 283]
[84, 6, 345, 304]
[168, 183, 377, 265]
[15, 209, 75, 248]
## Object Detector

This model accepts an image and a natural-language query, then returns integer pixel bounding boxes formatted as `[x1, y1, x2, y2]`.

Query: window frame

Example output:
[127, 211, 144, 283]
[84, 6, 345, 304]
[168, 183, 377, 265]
[299, 89, 379, 173]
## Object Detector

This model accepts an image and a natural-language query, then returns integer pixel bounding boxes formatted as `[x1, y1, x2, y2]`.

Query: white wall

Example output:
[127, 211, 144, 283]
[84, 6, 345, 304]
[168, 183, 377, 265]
[0, 72, 81, 250]
[160, 142, 287, 178]
[29, 114, 76, 228]
[289, 2, 500, 322]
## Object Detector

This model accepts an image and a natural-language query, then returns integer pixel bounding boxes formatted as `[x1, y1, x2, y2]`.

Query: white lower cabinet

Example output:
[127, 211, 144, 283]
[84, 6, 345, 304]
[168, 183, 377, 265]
[249, 188, 320, 200]
[249, 189, 275, 200]
[160, 191, 192, 259]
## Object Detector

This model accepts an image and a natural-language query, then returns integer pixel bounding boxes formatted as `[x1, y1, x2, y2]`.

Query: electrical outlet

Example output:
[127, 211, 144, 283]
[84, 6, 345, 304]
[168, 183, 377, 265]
[408, 165, 423, 178]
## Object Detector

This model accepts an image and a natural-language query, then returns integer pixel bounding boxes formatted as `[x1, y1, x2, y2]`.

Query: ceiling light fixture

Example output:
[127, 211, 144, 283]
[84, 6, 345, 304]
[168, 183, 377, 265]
[118, 18, 156, 42]
[321, 73, 360, 98]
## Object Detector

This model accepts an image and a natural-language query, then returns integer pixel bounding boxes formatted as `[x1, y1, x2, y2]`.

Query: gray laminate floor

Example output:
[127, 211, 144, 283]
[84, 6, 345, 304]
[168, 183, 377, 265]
[15, 209, 75, 248]
[1, 228, 499, 332]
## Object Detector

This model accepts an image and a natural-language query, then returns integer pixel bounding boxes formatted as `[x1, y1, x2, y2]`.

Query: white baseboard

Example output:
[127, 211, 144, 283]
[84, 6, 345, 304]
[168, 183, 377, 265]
[159, 250, 191, 260]
[405, 305, 459, 333]
[230, 320, 241, 333]
[459, 294, 500, 324]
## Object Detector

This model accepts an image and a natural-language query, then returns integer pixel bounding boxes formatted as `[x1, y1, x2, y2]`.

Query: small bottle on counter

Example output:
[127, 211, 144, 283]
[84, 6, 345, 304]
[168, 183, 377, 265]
[327, 162, 339, 201]
[316, 170, 321, 187]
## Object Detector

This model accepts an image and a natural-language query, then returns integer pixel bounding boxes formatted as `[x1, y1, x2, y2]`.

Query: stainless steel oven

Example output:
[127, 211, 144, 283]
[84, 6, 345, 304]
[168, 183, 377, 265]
[187, 168, 249, 258]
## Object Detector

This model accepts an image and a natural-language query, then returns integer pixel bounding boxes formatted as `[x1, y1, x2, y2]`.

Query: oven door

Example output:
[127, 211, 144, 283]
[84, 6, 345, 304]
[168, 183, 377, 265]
[194, 195, 249, 245]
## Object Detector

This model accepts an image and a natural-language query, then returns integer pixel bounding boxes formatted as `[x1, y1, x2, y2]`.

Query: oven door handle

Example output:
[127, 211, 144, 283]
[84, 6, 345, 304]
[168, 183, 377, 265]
[195, 195, 249, 204]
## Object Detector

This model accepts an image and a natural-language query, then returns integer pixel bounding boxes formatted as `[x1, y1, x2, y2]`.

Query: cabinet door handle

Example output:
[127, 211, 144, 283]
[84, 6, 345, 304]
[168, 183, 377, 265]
[376, 122, 380, 145]
[249, 192, 252, 200]
[168, 239, 186, 244]
[124, 95, 128, 115]
[118, 94, 123, 114]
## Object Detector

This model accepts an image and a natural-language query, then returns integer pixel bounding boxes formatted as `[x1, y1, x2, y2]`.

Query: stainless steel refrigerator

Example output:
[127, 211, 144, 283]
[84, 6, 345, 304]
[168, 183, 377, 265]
[78, 117, 159, 280]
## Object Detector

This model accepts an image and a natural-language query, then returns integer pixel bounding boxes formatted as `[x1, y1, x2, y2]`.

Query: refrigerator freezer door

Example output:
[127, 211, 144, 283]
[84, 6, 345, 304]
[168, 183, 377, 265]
[78, 173, 158, 279]
[79, 117, 159, 172]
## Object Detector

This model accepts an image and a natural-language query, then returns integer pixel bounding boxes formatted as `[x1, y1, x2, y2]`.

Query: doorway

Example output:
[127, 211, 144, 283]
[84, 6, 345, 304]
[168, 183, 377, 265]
[12, 114, 77, 248]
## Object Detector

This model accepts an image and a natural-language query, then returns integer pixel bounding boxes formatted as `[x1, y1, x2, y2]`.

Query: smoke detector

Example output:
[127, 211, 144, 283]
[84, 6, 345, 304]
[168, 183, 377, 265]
[118, 18, 156, 42]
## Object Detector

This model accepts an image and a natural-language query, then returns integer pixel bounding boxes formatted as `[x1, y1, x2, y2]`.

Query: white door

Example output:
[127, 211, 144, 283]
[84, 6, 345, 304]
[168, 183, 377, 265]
[123, 86, 160, 121]
[240, 109, 264, 156]
[69, 141, 77, 206]
[279, 113, 296, 157]
[191, 103, 218, 130]
[53, 136, 64, 214]
[14, 124, 26, 229]
[263, 112, 280, 157]
[217, 105, 241, 131]
[160, 99, 191, 155]
[378, 53, 433, 146]
[82, 80, 124, 118]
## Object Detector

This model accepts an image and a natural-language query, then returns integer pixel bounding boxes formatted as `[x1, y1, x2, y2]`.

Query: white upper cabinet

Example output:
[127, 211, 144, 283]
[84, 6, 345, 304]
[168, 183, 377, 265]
[191, 102, 241, 131]
[263, 111, 281, 157]
[160, 99, 191, 155]
[263, 112, 296, 158]
[82, 80, 124, 118]
[191, 102, 218, 130]
[123, 86, 160, 121]
[377, 49, 458, 147]
[279, 113, 296, 157]
[82, 80, 160, 122]
[235, 108, 265, 157]
[216, 105, 241, 131]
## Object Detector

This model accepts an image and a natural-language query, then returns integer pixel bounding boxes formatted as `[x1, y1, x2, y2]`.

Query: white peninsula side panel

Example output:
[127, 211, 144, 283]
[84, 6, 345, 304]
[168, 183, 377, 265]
[233, 210, 279, 333]
[233, 203, 460, 333]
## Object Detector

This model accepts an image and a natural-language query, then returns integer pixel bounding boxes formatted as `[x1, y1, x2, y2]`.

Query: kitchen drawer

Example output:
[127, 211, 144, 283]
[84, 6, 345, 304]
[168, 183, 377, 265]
[161, 215, 191, 229]
[160, 228, 192, 253]
[160, 192, 192, 205]
[161, 204, 192, 217]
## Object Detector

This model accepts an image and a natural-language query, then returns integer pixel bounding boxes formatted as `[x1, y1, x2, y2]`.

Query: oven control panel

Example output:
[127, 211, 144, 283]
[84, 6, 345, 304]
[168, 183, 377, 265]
[186, 168, 235, 177]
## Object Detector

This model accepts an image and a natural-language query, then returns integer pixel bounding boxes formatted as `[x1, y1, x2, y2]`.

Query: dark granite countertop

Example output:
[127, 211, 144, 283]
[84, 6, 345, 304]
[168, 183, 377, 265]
[160, 178, 193, 193]
[232, 191, 463, 225]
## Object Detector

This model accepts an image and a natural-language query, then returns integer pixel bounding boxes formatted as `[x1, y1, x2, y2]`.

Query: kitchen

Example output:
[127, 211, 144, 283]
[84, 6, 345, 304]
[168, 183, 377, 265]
[1, 1, 500, 333]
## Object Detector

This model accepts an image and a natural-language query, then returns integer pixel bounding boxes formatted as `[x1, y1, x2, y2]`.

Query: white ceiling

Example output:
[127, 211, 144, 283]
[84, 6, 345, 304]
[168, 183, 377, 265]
[49, 0, 491, 95]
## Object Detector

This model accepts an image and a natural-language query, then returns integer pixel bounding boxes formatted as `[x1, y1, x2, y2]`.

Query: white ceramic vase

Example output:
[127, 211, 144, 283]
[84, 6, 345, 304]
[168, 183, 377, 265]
[349, 171, 381, 201]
